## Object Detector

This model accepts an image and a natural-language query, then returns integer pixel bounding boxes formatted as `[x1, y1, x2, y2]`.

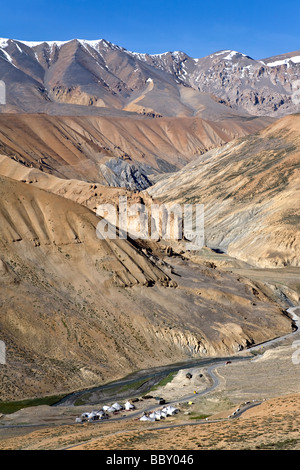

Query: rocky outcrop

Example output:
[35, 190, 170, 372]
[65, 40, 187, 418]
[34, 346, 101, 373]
[147, 114, 300, 267]
[134, 49, 300, 117]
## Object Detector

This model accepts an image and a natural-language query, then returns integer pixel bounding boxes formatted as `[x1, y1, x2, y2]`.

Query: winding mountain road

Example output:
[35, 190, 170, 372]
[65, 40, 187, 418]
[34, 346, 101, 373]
[59, 305, 300, 408]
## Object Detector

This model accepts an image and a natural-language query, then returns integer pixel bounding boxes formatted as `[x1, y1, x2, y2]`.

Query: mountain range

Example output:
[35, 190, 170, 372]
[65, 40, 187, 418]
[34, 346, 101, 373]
[0, 38, 300, 117]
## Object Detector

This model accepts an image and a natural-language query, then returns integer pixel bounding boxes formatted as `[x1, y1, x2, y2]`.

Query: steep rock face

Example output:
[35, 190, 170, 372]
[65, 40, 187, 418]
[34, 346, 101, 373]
[131, 49, 300, 117]
[147, 115, 300, 267]
[189, 50, 300, 117]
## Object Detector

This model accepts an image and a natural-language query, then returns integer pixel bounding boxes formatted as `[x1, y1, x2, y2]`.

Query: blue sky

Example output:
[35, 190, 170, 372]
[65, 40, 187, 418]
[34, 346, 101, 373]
[0, 0, 299, 59]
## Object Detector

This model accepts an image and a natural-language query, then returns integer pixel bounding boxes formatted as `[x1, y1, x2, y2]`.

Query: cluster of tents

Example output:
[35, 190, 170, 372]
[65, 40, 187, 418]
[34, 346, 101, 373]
[103, 401, 135, 413]
[75, 401, 180, 424]
[140, 405, 179, 422]
[75, 401, 135, 423]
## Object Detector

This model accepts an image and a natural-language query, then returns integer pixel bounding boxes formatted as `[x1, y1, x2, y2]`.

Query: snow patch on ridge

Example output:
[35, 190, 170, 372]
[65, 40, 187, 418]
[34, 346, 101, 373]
[0, 38, 119, 51]
[223, 50, 247, 60]
[265, 56, 300, 67]
[0, 49, 18, 68]
[17, 40, 68, 48]
[0, 38, 9, 48]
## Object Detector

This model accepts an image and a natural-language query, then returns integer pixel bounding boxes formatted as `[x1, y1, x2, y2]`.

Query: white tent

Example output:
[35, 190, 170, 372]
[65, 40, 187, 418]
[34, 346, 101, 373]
[125, 401, 135, 411]
[87, 411, 99, 421]
[102, 405, 110, 411]
[112, 402, 123, 411]
[162, 406, 178, 416]
[140, 414, 155, 422]
[155, 411, 165, 420]
[140, 415, 151, 421]
[96, 410, 108, 418]
[107, 406, 116, 412]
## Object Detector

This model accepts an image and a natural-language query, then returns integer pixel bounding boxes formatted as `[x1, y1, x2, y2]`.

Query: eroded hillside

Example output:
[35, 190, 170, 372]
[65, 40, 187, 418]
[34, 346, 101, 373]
[0, 175, 292, 400]
[148, 115, 300, 267]
[0, 113, 271, 189]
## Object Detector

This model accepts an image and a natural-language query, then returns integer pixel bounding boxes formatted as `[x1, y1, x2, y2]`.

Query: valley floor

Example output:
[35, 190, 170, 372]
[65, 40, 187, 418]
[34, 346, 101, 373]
[0, 321, 299, 450]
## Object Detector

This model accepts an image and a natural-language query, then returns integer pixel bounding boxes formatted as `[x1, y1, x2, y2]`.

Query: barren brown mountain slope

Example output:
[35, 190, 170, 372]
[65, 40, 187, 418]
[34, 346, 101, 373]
[0, 113, 272, 186]
[0, 174, 292, 400]
[0, 153, 144, 212]
[148, 114, 300, 268]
